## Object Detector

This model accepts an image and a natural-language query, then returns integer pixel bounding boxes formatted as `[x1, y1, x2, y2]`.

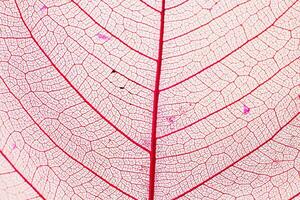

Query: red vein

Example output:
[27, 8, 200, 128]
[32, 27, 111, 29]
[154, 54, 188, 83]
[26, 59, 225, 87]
[70, 0, 156, 61]
[161, 0, 299, 91]
[165, 0, 190, 10]
[148, 1, 166, 199]
[164, 0, 250, 42]
[289, 191, 300, 200]
[158, 123, 247, 159]
[139, 0, 160, 13]
[67, 35, 153, 91]
[88, 75, 153, 113]
[173, 113, 300, 199]
[14, 0, 149, 153]
[0, 77, 137, 200]
[158, 56, 300, 139]
[0, 150, 46, 200]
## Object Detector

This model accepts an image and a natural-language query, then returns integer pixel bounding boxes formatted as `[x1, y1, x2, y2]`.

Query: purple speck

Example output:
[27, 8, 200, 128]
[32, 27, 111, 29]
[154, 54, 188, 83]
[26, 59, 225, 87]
[40, 5, 47, 11]
[96, 33, 110, 41]
[166, 116, 175, 123]
[243, 105, 250, 114]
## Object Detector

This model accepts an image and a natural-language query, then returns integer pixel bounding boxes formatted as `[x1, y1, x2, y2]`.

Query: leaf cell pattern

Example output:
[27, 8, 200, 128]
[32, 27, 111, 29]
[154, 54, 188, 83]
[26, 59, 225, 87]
[0, 0, 299, 199]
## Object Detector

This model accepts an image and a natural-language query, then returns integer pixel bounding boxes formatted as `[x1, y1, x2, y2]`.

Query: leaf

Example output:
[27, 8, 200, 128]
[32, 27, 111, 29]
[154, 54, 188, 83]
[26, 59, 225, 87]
[0, 0, 299, 199]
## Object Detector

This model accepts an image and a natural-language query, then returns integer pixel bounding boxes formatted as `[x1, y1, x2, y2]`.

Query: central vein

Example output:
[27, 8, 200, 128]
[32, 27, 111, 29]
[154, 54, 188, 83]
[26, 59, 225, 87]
[148, 1, 166, 200]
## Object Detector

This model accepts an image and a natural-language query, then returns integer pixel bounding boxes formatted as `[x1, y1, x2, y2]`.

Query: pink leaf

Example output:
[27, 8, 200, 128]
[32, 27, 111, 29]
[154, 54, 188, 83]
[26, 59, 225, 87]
[0, 0, 300, 200]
